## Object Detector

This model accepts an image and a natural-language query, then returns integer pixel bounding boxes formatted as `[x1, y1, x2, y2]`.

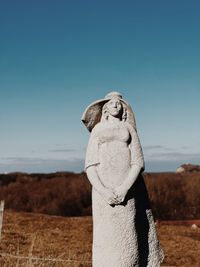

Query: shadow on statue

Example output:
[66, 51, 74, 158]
[124, 173, 151, 266]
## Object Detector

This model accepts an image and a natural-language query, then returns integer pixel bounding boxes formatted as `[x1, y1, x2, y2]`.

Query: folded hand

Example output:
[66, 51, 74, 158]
[101, 188, 119, 205]
[114, 185, 128, 203]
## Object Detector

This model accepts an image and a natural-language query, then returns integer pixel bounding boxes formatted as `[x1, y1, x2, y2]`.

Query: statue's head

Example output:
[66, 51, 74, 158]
[81, 91, 136, 132]
[101, 95, 128, 122]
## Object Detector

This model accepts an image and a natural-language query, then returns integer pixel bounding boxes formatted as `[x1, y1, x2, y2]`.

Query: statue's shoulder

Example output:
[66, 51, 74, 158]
[91, 122, 103, 135]
[123, 121, 137, 133]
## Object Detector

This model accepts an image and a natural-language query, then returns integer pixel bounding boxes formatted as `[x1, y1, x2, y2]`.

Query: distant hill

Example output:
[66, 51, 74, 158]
[0, 170, 200, 220]
[176, 164, 200, 173]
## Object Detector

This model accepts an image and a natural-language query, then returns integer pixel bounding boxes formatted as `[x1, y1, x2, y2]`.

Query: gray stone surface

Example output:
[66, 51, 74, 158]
[82, 92, 164, 266]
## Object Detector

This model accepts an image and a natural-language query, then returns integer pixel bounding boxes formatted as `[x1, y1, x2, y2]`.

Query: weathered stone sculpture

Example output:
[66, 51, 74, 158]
[82, 92, 164, 267]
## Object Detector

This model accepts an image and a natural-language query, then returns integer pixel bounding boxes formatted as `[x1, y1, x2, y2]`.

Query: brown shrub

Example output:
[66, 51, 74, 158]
[0, 172, 91, 217]
[0, 171, 200, 219]
[144, 172, 200, 220]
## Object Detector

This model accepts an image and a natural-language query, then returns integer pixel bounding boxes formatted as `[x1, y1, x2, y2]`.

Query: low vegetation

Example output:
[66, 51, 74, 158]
[0, 171, 200, 220]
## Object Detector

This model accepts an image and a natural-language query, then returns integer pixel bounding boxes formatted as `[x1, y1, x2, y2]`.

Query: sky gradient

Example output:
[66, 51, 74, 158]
[0, 0, 200, 173]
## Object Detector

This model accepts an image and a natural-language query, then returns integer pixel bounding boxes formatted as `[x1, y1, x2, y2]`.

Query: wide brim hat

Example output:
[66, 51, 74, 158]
[81, 92, 137, 132]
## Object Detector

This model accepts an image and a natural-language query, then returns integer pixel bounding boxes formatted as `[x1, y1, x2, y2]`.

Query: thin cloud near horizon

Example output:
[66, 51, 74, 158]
[48, 149, 77, 153]
[0, 150, 199, 173]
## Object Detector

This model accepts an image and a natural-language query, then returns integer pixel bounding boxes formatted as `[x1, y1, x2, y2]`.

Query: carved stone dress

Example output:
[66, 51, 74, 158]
[85, 121, 164, 267]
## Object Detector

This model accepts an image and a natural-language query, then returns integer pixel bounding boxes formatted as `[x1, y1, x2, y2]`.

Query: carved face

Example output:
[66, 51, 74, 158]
[106, 98, 122, 117]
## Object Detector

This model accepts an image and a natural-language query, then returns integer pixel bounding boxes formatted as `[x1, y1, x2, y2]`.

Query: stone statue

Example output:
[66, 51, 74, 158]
[81, 92, 164, 267]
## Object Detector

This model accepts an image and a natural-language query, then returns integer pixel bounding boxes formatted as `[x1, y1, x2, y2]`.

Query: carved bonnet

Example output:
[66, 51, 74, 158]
[81, 92, 137, 132]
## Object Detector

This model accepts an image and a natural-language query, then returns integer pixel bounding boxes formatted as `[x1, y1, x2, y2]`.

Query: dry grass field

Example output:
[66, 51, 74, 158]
[0, 211, 200, 267]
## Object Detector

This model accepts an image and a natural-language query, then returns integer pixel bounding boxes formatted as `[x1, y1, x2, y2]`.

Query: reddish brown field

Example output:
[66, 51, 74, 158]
[0, 211, 200, 267]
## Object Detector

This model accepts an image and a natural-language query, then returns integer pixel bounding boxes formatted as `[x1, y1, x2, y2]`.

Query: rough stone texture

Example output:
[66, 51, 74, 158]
[82, 92, 164, 267]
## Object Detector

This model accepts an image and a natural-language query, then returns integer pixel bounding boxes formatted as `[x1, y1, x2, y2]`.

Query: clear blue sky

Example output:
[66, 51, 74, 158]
[0, 0, 200, 173]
